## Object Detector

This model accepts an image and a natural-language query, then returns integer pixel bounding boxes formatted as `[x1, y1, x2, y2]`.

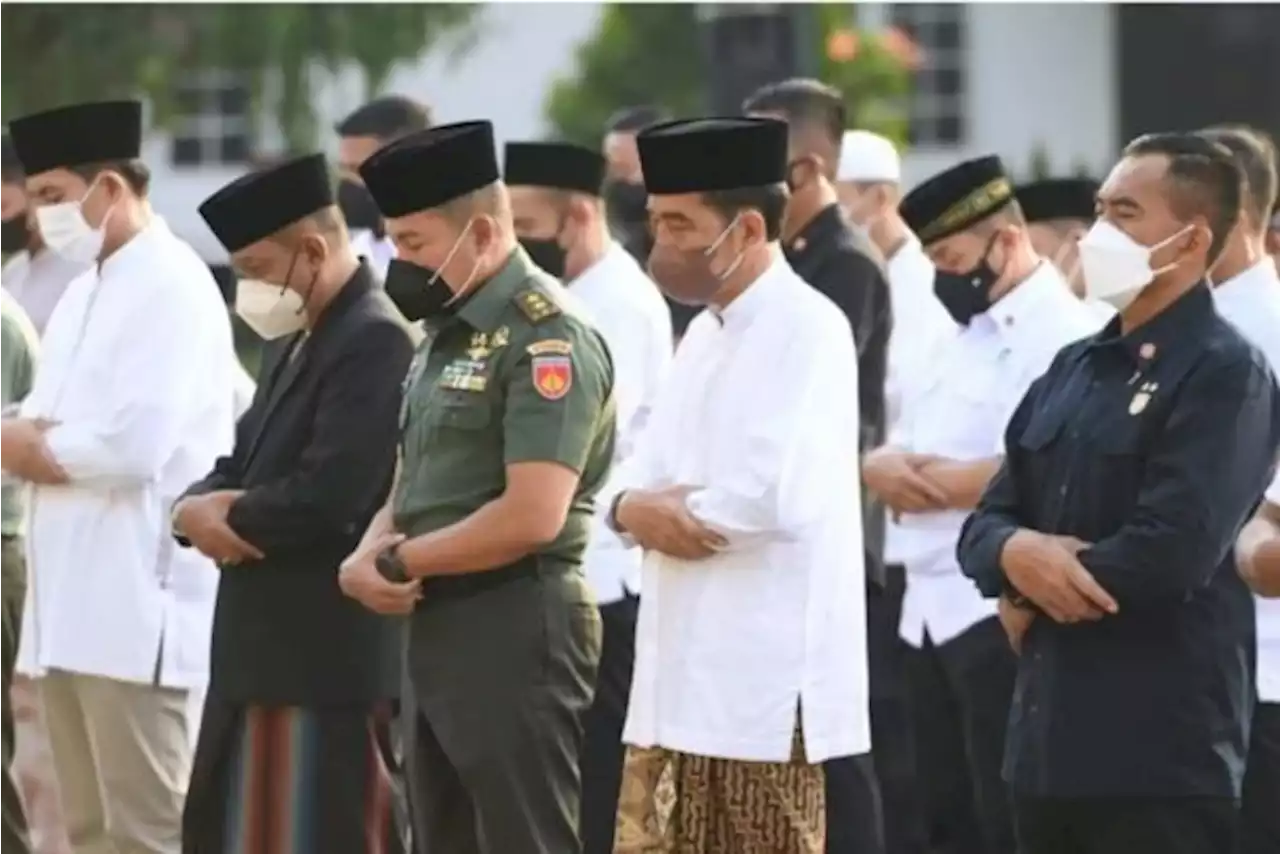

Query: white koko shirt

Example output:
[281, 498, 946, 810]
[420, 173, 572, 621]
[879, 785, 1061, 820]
[615, 253, 870, 764]
[17, 218, 237, 689]
[572, 241, 673, 604]
[1213, 256, 1280, 704]
[892, 262, 1104, 647]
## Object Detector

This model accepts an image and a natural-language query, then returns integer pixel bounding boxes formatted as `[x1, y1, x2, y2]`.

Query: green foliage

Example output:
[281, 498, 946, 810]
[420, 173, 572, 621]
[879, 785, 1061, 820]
[1, 3, 480, 153]
[544, 3, 912, 149]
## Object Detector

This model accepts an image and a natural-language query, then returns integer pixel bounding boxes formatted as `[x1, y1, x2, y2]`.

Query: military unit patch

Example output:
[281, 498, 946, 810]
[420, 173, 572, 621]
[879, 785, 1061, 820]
[526, 338, 573, 357]
[531, 354, 572, 400]
[515, 289, 562, 324]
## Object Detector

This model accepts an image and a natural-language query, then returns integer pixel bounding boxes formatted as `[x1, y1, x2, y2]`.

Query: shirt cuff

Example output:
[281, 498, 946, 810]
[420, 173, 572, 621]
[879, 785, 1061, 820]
[41, 423, 110, 483]
[967, 524, 1019, 599]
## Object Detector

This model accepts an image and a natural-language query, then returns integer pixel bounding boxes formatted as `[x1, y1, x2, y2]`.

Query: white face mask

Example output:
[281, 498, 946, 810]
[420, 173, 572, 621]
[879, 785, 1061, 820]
[235, 279, 307, 340]
[35, 180, 114, 264]
[1077, 219, 1192, 310]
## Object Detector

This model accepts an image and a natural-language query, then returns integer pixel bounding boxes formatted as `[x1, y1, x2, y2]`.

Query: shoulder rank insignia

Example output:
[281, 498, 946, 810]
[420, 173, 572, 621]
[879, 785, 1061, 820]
[531, 352, 573, 400]
[515, 289, 562, 324]
[1128, 381, 1158, 415]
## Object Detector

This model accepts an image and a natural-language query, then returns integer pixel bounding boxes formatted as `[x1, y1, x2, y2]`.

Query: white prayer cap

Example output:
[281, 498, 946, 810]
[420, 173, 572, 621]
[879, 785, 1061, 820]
[838, 130, 901, 184]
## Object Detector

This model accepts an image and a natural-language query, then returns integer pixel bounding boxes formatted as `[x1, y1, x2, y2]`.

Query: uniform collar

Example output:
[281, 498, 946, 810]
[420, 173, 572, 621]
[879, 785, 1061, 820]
[1091, 281, 1216, 366]
[974, 261, 1062, 338]
[1213, 256, 1278, 309]
[456, 246, 537, 333]
[714, 249, 786, 332]
[783, 203, 844, 261]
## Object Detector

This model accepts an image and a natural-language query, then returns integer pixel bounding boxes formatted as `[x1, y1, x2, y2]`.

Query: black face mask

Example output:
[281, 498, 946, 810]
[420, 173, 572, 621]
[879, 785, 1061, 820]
[337, 179, 384, 237]
[520, 238, 567, 280]
[384, 259, 456, 323]
[932, 234, 1003, 326]
[1, 215, 29, 255]
[603, 180, 648, 226]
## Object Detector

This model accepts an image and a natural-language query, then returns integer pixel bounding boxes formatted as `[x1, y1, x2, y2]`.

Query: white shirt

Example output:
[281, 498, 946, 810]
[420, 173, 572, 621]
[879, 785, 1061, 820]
[895, 263, 1105, 647]
[616, 254, 870, 764]
[572, 242, 672, 604]
[17, 218, 237, 688]
[1213, 256, 1280, 703]
[1, 247, 91, 337]
[883, 235, 957, 430]
[232, 358, 257, 420]
[350, 229, 396, 282]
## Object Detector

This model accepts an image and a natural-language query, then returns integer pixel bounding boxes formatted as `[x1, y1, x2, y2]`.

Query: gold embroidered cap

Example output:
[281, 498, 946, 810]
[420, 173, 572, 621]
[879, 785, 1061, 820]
[900, 155, 1014, 246]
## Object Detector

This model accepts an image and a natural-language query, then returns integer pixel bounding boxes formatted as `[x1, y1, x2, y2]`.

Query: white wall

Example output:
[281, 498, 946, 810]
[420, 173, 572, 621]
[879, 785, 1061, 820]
[896, 3, 1117, 189]
[150, 2, 604, 262]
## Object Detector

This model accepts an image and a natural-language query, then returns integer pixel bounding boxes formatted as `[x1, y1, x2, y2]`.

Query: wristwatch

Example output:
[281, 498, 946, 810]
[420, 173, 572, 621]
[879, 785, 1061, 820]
[606, 491, 638, 548]
[1003, 583, 1034, 610]
[375, 543, 411, 583]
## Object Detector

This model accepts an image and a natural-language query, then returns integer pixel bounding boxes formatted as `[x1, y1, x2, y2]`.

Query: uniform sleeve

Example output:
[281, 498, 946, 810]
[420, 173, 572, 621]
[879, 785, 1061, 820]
[685, 313, 857, 547]
[503, 325, 612, 472]
[1076, 357, 1280, 602]
[226, 322, 414, 553]
[957, 377, 1046, 598]
[42, 281, 207, 488]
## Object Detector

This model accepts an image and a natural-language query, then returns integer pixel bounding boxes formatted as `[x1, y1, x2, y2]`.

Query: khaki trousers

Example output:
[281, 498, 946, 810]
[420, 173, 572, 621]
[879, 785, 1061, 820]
[38, 669, 189, 854]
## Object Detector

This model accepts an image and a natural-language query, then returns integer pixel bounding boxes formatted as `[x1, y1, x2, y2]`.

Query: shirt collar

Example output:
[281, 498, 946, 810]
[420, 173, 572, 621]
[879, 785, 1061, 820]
[714, 249, 786, 332]
[1213, 256, 1278, 307]
[569, 240, 629, 296]
[783, 203, 845, 261]
[455, 246, 538, 333]
[1090, 281, 1217, 366]
[99, 216, 169, 279]
[975, 261, 1062, 338]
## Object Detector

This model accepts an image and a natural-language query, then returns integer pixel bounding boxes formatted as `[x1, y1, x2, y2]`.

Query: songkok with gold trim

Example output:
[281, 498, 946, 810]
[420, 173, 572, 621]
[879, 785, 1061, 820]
[638, 117, 789, 195]
[359, 120, 499, 217]
[1016, 178, 1099, 224]
[8, 100, 143, 177]
[504, 141, 605, 196]
[900, 155, 1014, 247]
[199, 153, 335, 252]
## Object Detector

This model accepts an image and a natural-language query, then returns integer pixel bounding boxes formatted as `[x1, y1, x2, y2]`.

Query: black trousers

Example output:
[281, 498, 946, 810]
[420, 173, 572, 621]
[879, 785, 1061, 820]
[578, 593, 639, 854]
[405, 571, 602, 854]
[1240, 701, 1280, 854]
[905, 617, 1017, 854]
[1015, 796, 1238, 854]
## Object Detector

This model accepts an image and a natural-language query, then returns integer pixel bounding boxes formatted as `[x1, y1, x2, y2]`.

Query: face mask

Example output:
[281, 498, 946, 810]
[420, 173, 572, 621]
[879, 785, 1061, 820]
[1, 215, 28, 255]
[1078, 220, 1191, 310]
[384, 219, 481, 322]
[337, 179, 384, 237]
[932, 234, 1003, 326]
[646, 214, 746, 307]
[521, 237, 567, 280]
[35, 179, 115, 264]
[604, 180, 648, 225]
[236, 279, 307, 340]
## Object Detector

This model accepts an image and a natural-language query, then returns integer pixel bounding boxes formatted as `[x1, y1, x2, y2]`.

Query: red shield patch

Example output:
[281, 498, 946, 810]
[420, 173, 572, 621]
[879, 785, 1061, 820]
[531, 355, 572, 400]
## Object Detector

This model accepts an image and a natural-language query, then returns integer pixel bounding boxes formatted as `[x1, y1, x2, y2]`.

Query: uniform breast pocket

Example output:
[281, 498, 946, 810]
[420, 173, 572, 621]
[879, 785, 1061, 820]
[417, 394, 500, 466]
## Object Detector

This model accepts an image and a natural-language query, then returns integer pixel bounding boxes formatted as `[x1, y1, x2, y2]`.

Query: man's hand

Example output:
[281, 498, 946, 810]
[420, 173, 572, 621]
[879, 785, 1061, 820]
[998, 596, 1036, 654]
[1, 418, 68, 485]
[1000, 529, 1118, 624]
[173, 491, 264, 565]
[862, 448, 949, 515]
[616, 486, 728, 560]
[338, 533, 421, 615]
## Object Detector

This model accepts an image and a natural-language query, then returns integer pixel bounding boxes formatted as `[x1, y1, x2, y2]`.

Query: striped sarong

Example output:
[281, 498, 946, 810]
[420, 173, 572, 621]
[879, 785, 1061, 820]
[183, 700, 404, 854]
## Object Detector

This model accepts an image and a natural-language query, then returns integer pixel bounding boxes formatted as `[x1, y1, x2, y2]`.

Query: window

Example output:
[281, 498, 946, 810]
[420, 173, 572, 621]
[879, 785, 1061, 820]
[170, 70, 253, 168]
[889, 4, 968, 147]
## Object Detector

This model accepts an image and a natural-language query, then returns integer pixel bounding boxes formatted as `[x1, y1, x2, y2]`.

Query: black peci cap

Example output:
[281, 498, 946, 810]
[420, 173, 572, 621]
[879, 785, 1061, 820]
[504, 141, 606, 196]
[1016, 178, 1099, 224]
[359, 120, 500, 218]
[900, 155, 1016, 246]
[638, 117, 789, 195]
[8, 100, 143, 176]
[198, 154, 335, 252]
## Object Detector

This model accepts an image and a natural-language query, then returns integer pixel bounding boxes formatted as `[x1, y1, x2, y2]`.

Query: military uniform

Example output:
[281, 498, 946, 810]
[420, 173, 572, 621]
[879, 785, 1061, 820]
[360, 121, 616, 854]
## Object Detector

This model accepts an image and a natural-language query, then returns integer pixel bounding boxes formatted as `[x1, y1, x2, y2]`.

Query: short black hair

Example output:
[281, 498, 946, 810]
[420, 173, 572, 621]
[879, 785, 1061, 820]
[1198, 125, 1278, 228]
[70, 159, 151, 196]
[702, 183, 788, 242]
[1122, 132, 1242, 269]
[742, 78, 846, 145]
[336, 96, 432, 142]
[604, 105, 670, 136]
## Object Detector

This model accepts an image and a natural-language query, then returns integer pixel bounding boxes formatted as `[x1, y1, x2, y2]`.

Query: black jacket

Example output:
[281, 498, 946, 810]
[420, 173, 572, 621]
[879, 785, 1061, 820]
[180, 265, 416, 705]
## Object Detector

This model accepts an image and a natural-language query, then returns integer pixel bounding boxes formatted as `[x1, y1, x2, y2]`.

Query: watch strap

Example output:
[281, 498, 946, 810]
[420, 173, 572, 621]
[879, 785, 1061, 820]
[375, 544, 410, 583]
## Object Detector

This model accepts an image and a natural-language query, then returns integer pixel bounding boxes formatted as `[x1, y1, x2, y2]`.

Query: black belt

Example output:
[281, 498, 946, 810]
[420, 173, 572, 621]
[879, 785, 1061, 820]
[419, 554, 568, 603]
